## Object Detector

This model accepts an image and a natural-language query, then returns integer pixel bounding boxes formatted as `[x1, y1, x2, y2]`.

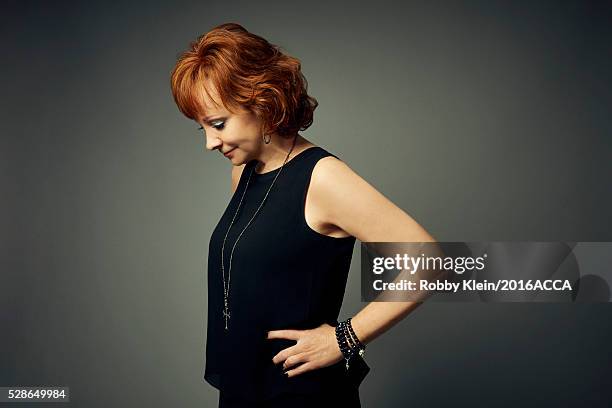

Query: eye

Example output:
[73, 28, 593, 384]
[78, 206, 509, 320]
[211, 120, 225, 130]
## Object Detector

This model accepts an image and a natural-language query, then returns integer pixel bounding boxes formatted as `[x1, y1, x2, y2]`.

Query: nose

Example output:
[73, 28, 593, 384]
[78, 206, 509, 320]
[205, 134, 223, 151]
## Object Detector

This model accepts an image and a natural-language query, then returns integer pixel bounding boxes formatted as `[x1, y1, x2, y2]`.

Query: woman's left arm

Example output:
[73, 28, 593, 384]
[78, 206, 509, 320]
[269, 157, 437, 376]
[309, 157, 436, 345]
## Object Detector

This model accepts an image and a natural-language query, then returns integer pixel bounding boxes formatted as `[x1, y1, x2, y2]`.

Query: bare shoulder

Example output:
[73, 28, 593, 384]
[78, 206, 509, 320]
[231, 164, 246, 193]
[308, 155, 367, 209]
[309, 155, 436, 242]
[310, 155, 362, 191]
[305, 155, 364, 238]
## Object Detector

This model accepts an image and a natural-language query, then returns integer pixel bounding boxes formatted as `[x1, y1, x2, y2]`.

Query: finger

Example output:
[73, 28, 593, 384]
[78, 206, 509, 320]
[271, 343, 304, 365]
[284, 361, 316, 378]
[281, 352, 310, 371]
[266, 329, 301, 341]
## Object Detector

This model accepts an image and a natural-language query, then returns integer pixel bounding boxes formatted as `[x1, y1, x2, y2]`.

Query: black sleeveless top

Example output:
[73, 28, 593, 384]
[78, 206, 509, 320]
[204, 146, 357, 401]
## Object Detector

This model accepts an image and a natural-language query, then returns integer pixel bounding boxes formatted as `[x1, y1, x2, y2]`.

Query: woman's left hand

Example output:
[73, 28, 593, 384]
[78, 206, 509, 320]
[267, 322, 343, 378]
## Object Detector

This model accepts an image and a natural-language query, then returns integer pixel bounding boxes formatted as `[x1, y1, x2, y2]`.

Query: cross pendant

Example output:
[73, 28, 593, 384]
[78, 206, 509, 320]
[223, 307, 231, 330]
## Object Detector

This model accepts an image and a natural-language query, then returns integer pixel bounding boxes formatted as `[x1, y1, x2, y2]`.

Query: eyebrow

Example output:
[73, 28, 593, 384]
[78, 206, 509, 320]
[199, 115, 224, 124]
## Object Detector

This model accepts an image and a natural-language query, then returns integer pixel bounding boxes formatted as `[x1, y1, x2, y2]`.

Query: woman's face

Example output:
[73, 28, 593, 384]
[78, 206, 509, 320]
[195, 82, 265, 165]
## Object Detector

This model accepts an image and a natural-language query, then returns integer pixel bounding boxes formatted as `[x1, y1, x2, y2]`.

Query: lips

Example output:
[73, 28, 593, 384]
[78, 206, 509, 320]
[223, 147, 236, 157]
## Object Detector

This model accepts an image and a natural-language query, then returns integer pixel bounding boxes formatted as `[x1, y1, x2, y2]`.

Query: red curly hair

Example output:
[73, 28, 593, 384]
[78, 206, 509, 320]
[170, 23, 318, 137]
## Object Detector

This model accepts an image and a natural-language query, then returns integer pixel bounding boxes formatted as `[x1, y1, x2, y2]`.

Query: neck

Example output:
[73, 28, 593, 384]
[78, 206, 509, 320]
[255, 133, 304, 173]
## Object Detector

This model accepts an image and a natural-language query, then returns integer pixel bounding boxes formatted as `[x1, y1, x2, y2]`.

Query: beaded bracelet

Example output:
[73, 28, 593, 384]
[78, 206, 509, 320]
[335, 318, 366, 369]
[346, 318, 366, 353]
[335, 323, 350, 369]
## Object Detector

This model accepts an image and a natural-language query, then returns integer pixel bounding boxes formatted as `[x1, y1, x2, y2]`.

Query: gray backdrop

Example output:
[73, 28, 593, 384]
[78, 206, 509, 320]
[3, 0, 612, 407]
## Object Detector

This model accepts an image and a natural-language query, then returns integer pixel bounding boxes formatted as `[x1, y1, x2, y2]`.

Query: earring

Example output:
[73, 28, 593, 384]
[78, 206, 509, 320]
[262, 133, 271, 144]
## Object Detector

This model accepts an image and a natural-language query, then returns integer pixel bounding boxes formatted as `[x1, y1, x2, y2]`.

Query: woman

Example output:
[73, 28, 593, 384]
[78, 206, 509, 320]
[170, 23, 436, 407]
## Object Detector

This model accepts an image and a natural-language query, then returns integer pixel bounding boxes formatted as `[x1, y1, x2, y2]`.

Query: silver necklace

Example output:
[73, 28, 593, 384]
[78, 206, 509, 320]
[220, 135, 298, 331]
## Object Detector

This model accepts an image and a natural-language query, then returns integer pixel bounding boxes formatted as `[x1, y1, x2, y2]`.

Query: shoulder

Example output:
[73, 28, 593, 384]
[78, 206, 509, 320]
[231, 163, 247, 193]
[309, 153, 436, 242]
[307, 154, 377, 238]
[310, 154, 362, 193]
[308, 154, 367, 219]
